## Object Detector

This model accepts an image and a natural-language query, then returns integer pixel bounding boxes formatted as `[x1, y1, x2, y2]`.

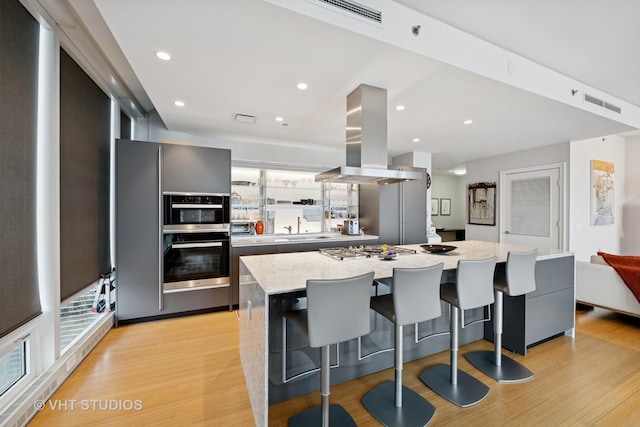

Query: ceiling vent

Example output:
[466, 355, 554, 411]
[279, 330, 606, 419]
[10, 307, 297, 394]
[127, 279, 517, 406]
[317, 0, 382, 23]
[583, 93, 622, 114]
[233, 113, 257, 124]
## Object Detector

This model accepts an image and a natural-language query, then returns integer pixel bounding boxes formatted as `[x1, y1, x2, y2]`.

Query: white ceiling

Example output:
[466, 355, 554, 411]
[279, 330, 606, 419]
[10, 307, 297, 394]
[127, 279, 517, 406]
[63, 0, 639, 173]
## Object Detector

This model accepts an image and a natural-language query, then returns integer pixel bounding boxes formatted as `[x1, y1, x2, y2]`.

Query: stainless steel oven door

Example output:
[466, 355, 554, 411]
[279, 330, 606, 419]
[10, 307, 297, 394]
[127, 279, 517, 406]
[162, 231, 230, 293]
[163, 193, 230, 233]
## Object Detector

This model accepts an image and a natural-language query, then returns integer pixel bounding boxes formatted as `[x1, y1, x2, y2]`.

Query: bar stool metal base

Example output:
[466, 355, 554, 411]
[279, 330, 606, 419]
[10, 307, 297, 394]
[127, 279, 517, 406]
[288, 404, 356, 427]
[465, 351, 534, 383]
[420, 364, 489, 408]
[362, 381, 436, 427]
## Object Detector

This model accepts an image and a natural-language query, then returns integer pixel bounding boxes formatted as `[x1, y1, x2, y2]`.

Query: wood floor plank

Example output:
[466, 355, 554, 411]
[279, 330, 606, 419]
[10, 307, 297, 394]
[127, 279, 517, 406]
[28, 307, 640, 426]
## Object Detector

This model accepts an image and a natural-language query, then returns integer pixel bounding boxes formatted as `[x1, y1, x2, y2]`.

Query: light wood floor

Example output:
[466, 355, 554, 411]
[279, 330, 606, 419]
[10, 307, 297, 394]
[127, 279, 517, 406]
[29, 306, 640, 426]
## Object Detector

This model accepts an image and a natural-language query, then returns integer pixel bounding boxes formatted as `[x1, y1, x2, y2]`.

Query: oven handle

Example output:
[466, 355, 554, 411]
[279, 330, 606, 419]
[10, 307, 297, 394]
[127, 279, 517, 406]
[172, 241, 224, 249]
[172, 203, 223, 209]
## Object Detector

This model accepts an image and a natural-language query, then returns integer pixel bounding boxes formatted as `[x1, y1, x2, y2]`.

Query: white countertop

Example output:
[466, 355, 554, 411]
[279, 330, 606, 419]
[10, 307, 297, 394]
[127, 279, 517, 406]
[239, 240, 573, 295]
[232, 233, 378, 247]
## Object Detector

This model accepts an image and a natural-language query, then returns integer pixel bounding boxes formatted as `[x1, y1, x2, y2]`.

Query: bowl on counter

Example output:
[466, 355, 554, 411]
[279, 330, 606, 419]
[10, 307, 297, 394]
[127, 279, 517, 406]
[421, 244, 457, 254]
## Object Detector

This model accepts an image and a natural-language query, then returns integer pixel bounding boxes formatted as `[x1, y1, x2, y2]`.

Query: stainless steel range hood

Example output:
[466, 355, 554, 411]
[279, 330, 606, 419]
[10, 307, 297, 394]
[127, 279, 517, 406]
[315, 84, 422, 185]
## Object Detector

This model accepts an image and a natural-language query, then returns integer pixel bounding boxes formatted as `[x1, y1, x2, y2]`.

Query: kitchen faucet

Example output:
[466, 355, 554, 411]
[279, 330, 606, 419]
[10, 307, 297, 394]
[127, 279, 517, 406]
[284, 225, 292, 234]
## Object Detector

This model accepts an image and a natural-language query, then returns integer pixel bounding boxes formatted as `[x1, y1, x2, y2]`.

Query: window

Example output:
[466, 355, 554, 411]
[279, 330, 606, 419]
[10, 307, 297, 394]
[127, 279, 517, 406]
[0, 342, 26, 397]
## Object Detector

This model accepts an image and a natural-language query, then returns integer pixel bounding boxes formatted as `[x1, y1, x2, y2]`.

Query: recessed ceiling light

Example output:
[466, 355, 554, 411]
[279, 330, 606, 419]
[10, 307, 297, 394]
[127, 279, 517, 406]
[412, 138, 420, 143]
[275, 116, 284, 122]
[463, 119, 473, 125]
[174, 100, 185, 107]
[395, 105, 405, 111]
[155, 51, 171, 61]
[453, 169, 467, 175]
[296, 82, 308, 90]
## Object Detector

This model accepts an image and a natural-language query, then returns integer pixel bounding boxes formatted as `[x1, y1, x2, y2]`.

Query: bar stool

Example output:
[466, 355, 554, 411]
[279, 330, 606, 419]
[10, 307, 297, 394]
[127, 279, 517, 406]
[285, 271, 375, 427]
[466, 249, 538, 382]
[419, 257, 496, 407]
[362, 263, 444, 427]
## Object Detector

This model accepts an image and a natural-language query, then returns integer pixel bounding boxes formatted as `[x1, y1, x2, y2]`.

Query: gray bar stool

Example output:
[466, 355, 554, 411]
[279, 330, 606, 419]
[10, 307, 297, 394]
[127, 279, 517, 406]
[420, 257, 496, 407]
[285, 271, 375, 427]
[362, 263, 444, 427]
[466, 249, 538, 382]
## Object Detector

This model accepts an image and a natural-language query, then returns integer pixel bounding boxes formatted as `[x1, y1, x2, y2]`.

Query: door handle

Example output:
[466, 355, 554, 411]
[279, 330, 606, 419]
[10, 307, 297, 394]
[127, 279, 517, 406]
[172, 242, 223, 249]
[504, 230, 510, 234]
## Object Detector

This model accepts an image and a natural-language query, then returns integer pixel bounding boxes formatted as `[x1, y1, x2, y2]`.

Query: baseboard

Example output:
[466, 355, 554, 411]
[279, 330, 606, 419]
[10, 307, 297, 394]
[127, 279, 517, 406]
[0, 313, 113, 427]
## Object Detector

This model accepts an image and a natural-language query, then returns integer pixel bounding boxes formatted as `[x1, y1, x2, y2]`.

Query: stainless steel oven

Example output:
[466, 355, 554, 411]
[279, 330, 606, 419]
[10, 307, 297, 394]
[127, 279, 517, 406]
[162, 231, 230, 293]
[163, 192, 230, 232]
[162, 192, 230, 293]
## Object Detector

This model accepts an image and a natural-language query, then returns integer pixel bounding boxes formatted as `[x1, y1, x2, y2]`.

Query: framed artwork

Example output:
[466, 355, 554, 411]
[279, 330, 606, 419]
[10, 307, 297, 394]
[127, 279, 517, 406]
[440, 198, 451, 216]
[468, 182, 496, 225]
[431, 198, 439, 216]
[591, 160, 615, 225]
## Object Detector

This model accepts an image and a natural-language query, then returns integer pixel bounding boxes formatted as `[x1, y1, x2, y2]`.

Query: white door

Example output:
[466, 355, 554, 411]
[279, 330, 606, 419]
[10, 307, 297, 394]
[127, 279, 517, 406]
[500, 164, 563, 250]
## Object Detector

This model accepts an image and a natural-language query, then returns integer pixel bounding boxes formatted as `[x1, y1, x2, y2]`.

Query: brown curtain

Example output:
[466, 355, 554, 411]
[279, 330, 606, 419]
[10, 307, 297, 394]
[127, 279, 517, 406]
[0, 0, 41, 338]
[59, 49, 112, 301]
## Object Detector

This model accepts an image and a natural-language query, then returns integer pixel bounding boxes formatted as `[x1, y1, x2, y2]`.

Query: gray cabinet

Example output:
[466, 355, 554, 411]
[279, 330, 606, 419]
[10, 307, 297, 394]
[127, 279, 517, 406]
[484, 255, 575, 355]
[162, 144, 231, 193]
[275, 240, 339, 254]
[116, 139, 162, 321]
[116, 139, 232, 323]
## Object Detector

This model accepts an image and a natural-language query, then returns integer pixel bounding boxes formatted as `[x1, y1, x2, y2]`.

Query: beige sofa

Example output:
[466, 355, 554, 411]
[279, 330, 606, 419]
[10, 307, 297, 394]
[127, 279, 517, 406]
[576, 255, 640, 317]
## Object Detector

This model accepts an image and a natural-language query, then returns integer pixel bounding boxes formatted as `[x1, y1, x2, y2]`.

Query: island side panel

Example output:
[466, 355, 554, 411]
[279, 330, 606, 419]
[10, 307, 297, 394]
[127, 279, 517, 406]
[239, 259, 268, 427]
[484, 254, 575, 355]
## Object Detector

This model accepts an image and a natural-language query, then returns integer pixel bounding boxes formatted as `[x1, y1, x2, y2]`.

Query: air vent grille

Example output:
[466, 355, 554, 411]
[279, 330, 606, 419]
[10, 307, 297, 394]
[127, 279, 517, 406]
[604, 102, 621, 114]
[584, 93, 604, 107]
[318, 0, 382, 23]
[584, 93, 621, 114]
[234, 113, 257, 124]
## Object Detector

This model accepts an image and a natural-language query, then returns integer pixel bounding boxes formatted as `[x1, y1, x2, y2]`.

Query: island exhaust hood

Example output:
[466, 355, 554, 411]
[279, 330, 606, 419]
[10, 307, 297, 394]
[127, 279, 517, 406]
[315, 84, 422, 185]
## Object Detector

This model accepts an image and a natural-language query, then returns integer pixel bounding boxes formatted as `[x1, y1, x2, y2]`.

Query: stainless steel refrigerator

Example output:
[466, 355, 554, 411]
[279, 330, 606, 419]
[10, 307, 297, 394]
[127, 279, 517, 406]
[358, 166, 428, 245]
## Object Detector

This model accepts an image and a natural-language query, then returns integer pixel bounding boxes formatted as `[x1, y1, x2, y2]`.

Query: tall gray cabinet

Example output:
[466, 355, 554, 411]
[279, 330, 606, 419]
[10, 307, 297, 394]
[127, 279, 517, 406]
[116, 140, 161, 321]
[116, 139, 231, 323]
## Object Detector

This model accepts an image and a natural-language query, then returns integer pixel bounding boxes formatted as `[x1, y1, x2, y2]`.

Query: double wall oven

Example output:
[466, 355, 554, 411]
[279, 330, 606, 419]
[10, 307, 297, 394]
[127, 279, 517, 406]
[162, 193, 230, 293]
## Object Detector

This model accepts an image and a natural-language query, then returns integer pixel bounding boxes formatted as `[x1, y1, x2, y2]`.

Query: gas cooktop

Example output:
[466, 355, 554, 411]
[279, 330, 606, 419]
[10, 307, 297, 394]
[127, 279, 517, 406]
[318, 245, 417, 261]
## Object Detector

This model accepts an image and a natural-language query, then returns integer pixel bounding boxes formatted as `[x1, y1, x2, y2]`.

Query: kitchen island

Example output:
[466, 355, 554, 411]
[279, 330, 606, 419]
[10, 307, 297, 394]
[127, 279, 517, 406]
[239, 240, 574, 426]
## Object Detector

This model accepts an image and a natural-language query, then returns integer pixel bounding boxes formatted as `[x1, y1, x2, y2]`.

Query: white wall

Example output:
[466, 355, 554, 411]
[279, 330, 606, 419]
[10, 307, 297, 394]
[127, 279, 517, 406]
[136, 110, 343, 170]
[430, 174, 466, 230]
[465, 142, 570, 242]
[621, 134, 640, 254]
[569, 135, 626, 260]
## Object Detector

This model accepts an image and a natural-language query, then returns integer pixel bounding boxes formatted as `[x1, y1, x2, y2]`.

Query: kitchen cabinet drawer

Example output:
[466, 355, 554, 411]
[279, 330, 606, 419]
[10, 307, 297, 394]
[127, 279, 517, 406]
[163, 287, 230, 314]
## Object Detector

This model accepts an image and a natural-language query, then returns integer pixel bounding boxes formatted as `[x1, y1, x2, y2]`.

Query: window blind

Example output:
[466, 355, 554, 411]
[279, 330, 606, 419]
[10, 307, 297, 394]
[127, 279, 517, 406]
[59, 49, 111, 301]
[0, 0, 41, 338]
[511, 177, 551, 237]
